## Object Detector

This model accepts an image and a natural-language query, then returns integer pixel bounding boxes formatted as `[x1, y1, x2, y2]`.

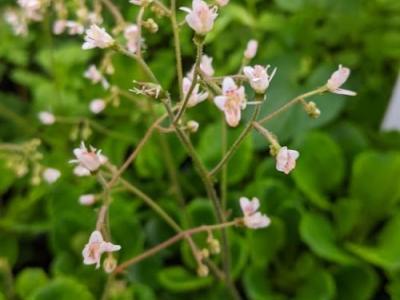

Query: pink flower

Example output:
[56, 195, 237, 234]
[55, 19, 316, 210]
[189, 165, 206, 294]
[66, 21, 84, 35]
[239, 197, 270, 229]
[38, 111, 56, 125]
[244, 40, 258, 60]
[276, 146, 299, 175]
[82, 24, 114, 50]
[124, 24, 140, 54]
[183, 77, 208, 107]
[70, 142, 107, 173]
[326, 65, 356, 96]
[79, 194, 96, 206]
[73, 165, 91, 177]
[200, 55, 215, 76]
[53, 20, 67, 35]
[82, 231, 121, 268]
[214, 77, 246, 127]
[181, 0, 218, 35]
[89, 99, 106, 114]
[243, 65, 277, 94]
[42, 168, 61, 184]
[84, 65, 109, 90]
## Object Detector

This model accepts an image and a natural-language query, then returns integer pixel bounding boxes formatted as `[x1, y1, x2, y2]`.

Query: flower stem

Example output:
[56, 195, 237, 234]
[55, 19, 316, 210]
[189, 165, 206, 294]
[170, 0, 184, 101]
[114, 220, 238, 274]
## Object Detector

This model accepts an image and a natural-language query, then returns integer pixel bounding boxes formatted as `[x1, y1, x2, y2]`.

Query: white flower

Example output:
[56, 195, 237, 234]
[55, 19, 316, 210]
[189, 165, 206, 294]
[84, 65, 109, 90]
[214, 77, 246, 127]
[124, 24, 140, 53]
[216, 0, 229, 7]
[89, 99, 106, 114]
[18, 0, 43, 21]
[239, 197, 270, 229]
[200, 55, 215, 76]
[66, 21, 85, 35]
[181, 0, 218, 35]
[70, 142, 107, 173]
[276, 146, 299, 175]
[82, 231, 121, 268]
[243, 65, 277, 94]
[4, 10, 28, 36]
[79, 194, 96, 206]
[74, 165, 91, 177]
[183, 77, 208, 107]
[326, 65, 356, 96]
[42, 168, 61, 184]
[38, 111, 56, 125]
[244, 40, 258, 60]
[53, 20, 67, 35]
[82, 24, 114, 50]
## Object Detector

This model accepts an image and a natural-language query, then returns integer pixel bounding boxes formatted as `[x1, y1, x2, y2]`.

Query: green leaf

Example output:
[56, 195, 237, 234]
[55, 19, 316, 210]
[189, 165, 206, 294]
[300, 212, 357, 264]
[243, 266, 274, 300]
[0, 233, 18, 266]
[293, 132, 345, 209]
[295, 269, 335, 300]
[274, 0, 305, 12]
[29, 277, 94, 300]
[16, 268, 48, 299]
[157, 266, 213, 292]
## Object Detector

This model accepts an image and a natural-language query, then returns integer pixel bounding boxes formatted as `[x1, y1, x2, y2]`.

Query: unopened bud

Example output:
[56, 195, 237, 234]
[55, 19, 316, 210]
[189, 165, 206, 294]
[143, 18, 158, 33]
[304, 101, 321, 119]
[103, 255, 117, 273]
[207, 238, 220, 255]
[197, 264, 209, 277]
[269, 144, 280, 157]
[187, 121, 199, 133]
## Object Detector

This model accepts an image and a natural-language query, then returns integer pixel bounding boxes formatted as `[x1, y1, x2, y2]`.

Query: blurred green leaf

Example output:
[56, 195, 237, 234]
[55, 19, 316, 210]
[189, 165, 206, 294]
[157, 266, 213, 292]
[16, 268, 48, 299]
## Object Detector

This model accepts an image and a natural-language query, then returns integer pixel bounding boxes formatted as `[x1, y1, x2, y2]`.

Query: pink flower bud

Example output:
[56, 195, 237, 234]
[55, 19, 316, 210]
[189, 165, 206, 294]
[42, 168, 61, 184]
[89, 99, 106, 114]
[244, 40, 258, 60]
[38, 111, 56, 125]
[79, 194, 96, 206]
[276, 146, 299, 175]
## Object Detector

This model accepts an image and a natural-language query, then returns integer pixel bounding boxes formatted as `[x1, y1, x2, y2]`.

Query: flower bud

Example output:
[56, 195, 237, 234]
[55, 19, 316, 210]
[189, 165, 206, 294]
[244, 40, 258, 60]
[187, 120, 199, 133]
[304, 101, 321, 119]
[197, 264, 209, 277]
[103, 255, 117, 273]
[207, 238, 220, 255]
[143, 18, 159, 33]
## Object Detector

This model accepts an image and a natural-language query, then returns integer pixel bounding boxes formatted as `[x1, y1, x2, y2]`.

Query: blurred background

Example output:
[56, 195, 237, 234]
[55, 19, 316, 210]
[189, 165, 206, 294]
[0, 0, 400, 299]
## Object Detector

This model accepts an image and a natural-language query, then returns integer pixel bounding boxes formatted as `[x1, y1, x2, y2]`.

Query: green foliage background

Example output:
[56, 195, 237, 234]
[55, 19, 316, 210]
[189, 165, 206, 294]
[0, 0, 400, 299]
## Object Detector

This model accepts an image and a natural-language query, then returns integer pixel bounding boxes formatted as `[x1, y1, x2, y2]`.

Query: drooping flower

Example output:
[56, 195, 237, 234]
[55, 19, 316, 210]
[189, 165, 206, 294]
[42, 168, 61, 184]
[124, 24, 140, 53]
[79, 194, 96, 206]
[276, 146, 299, 175]
[89, 99, 106, 114]
[84, 65, 109, 90]
[183, 77, 208, 107]
[38, 111, 56, 125]
[239, 197, 270, 229]
[82, 231, 121, 268]
[82, 24, 114, 50]
[326, 65, 356, 96]
[243, 65, 277, 94]
[244, 40, 258, 60]
[181, 0, 218, 35]
[70, 142, 107, 173]
[214, 77, 246, 127]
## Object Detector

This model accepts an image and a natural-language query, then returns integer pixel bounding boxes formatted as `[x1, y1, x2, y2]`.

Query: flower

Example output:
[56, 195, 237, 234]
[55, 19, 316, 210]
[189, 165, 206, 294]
[243, 65, 277, 94]
[38, 111, 56, 125]
[42, 168, 61, 184]
[239, 197, 270, 229]
[216, 0, 229, 7]
[66, 21, 84, 35]
[82, 231, 121, 268]
[18, 0, 43, 21]
[74, 165, 91, 177]
[200, 55, 215, 76]
[4, 10, 28, 36]
[79, 194, 96, 206]
[70, 142, 107, 173]
[244, 40, 258, 60]
[89, 99, 106, 114]
[183, 77, 208, 107]
[181, 0, 218, 35]
[326, 65, 356, 96]
[214, 77, 246, 127]
[53, 20, 67, 35]
[84, 65, 109, 90]
[124, 24, 140, 53]
[82, 24, 114, 50]
[276, 146, 299, 175]
[187, 120, 200, 133]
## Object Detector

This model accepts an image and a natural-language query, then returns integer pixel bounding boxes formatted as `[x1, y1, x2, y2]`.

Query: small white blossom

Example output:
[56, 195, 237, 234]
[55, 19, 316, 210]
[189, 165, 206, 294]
[124, 24, 140, 53]
[38, 111, 56, 125]
[66, 21, 85, 35]
[82, 231, 121, 269]
[53, 20, 67, 35]
[276, 146, 299, 175]
[326, 65, 356, 96]
[74, 165, 91, 177]
[180, 0, 218, 35]
[239, 197, 270, 229]
[42, 168, 61, 184]
[244, 40, 258, 60]
[216, 0, 229, 7]
[70, 142, 107, 173]
[214, 77, 246, 127]
[89, 99, 106, 114]
[183, 77, 208, 107]
[82, 24, 114, 50]
[79, 194, 96, 206]
[4, 10, 28, 36]
[243, 65, 277, 94]
[84, 65, 109, 90]
[200, 55, 215, 76]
